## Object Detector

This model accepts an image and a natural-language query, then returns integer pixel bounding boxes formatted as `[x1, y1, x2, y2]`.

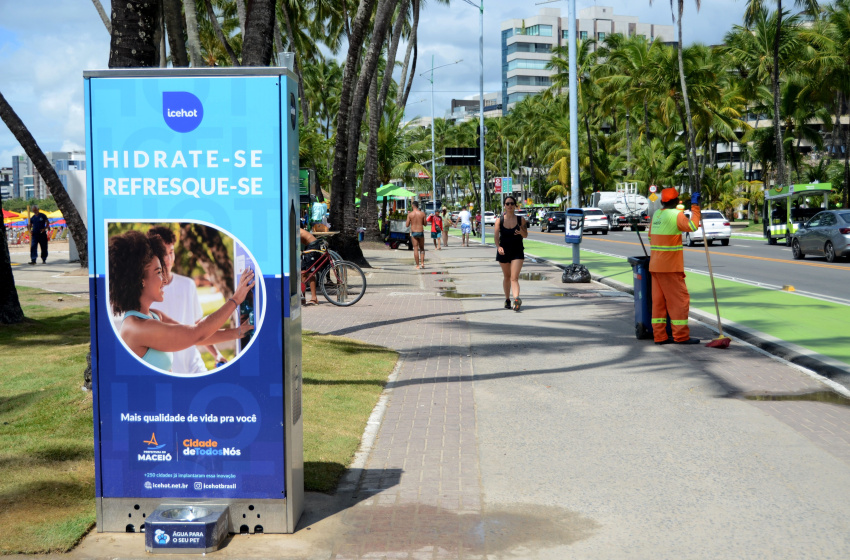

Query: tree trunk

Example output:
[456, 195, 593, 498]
[341, 0, 401, 238]
[279, 1, 310, 126]
[90, 0, 112, 34]
[163, 0, 189, 67]
[183, 0, 204, 66]
[204, 0, 241, 66]
[0, 196, 24, 324]
[236, 0, 247, 34]
[328, 0, 379, 236]
[772, 0, 787, 187]
[403, 41, 419, 112]
[396, 0, 419, 108]
[0, 91, 88, 268]
[644, 98, 651, 145]
[241, 0, 276, 66]
[362, 72, 382, 241]
[843, 94, 850, 208]
[676, 7, 700, 194]
[109, 0, 161, 68]
[584, 113, 597, 191]
[363, 0, 408, 242]
[156, 1, 167, 67]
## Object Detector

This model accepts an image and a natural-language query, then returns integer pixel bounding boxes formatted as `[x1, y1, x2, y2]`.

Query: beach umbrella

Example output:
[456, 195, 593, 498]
[2, 209, 20, 218]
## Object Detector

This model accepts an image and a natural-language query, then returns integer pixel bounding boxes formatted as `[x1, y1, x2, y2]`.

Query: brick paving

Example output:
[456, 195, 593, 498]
[303, 243, 850, 559]
[303, 249, 483, 559]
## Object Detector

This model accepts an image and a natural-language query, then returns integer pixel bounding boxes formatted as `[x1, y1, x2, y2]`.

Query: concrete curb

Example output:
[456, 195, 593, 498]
[524, 250, 850, 385]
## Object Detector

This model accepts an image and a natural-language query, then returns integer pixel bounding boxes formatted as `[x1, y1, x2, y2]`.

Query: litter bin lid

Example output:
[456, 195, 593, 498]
[627, 256, 650, 267]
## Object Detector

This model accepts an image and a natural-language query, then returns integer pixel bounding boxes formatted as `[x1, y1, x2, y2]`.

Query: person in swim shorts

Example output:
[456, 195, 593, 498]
[406, 201, 427, 269]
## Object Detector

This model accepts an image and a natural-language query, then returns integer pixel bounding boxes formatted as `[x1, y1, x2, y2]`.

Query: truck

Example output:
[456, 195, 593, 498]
[591, 183, 650, 231]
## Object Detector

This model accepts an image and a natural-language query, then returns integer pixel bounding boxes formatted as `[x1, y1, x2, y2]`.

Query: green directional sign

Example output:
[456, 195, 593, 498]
[299, 168, 310, 196]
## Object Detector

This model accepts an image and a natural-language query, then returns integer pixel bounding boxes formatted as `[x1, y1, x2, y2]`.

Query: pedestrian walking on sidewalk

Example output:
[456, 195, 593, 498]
[458, 207, 472, 246]
[649, 188, 701, 344]
[28, 205, 49, 265]
[440, 208, 451, 247]
[426, 211, 443, 251]
[406, 201, 427, 269]
[494, 195, 528, 311]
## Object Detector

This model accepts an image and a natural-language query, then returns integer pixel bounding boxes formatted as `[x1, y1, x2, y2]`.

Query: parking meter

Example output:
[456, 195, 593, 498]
[564, 208, 584, 244]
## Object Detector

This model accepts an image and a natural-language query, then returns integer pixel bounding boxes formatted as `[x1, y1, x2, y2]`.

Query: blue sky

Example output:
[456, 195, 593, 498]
[0, 0, 750, 168]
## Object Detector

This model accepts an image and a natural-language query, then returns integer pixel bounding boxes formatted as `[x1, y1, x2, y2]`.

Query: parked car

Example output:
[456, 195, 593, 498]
[790, 209, 850, 262]
[541, 211, 566, 232]
[514, 209, 528, 223]
[682, 210, 732, 246]
[581, 207, 609, 235]
[483, 211, 496, 225]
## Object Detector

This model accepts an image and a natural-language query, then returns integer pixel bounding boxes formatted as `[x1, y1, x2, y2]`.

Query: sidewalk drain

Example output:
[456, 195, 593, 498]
[744, 391, 850, 407]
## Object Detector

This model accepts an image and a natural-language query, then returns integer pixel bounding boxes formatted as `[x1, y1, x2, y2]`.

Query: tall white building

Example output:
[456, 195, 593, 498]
[500, 7, 675, 113]
[9, 151, 86, 200]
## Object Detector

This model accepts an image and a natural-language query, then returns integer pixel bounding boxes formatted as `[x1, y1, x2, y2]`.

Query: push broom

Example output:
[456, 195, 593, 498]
[695, 194, 731, 349]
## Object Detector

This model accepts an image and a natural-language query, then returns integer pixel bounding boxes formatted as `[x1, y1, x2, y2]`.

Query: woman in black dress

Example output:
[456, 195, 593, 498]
[494, 195, 528, 311]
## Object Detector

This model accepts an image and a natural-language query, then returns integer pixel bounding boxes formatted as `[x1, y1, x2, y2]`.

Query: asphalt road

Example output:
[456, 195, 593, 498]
[484, 224, 850, 305]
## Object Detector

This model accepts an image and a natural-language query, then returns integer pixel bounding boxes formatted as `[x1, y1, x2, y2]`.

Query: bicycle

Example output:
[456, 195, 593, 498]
[300, 240, 367, 306]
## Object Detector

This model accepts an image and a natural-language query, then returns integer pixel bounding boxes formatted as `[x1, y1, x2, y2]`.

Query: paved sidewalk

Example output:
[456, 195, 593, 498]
[46, 240, 850, 558]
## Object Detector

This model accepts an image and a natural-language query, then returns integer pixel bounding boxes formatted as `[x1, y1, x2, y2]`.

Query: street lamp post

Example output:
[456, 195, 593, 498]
[420, 59, 461, 216]
[461, 0, 485, 244]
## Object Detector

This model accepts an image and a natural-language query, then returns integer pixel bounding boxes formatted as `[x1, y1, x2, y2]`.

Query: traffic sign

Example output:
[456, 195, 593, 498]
[649, 185, 657, 193]
[649, 193, 658, 202]
[494, 177, 502, 193]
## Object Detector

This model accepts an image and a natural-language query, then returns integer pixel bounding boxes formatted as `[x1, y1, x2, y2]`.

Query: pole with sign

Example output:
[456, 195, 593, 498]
[84, 68, 303, 538]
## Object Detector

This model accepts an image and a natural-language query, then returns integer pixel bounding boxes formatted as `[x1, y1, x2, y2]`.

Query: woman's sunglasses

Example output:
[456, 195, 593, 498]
[504, 202, 516, 206]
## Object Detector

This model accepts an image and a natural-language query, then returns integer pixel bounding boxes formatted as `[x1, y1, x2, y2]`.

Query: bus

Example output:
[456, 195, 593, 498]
[763, 183, 833, 245]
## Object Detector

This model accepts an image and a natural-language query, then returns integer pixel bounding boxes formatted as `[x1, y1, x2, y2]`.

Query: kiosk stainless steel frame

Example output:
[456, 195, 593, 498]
[84, 68, 303, 535]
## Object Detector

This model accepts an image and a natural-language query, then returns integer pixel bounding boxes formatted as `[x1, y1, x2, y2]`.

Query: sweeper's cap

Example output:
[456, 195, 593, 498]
[661, 188, 679, 203]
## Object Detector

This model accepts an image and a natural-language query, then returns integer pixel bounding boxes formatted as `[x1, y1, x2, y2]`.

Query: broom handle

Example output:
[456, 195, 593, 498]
[700, 220, 724, 337]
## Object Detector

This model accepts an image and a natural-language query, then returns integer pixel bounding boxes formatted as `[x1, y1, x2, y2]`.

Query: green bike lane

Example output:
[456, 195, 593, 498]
[522, 239, 850, 368]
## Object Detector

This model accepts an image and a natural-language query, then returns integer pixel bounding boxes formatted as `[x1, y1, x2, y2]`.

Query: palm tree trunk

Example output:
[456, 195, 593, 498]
[90, 0, 112, 34]
[341, 0, 401, 237]
[676, 5, 701, 194]
[236, 0, 247, 33]
[279, 2, 310, 126]
[362, 72, 382, 241]
[644, 99, 651, 145]
[109, 0, 161, 68]
[329, 0, 379, 242]
[584, 114, 598, 191]
[396, 0, 419, 108]
[204, 0, 241, 66]
[0, 92, 88, 267]
[163, 0, 189, 67]
[183, 0, 204, 66]
[772, 0, 787, 187]
[0, 196, 24, 324]
[839, 93, 850, 208]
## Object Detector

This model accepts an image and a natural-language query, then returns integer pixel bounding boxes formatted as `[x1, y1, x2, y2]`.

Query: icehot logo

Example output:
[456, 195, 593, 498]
[163, 92, 203, 133]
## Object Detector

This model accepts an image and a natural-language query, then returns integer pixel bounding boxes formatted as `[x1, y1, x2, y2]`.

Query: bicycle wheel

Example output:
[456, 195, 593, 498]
[319, 260, 367, 306]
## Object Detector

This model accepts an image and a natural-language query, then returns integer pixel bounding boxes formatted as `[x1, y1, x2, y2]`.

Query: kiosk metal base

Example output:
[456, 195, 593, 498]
[98, 497, 291, 534]
[145, 505, 229, 554]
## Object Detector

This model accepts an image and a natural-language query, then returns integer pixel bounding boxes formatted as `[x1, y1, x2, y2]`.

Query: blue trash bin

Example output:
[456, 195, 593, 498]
[626, 256, 671, 340]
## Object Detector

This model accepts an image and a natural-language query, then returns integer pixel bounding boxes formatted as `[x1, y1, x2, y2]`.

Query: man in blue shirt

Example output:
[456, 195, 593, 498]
[28, 205, 49, 265]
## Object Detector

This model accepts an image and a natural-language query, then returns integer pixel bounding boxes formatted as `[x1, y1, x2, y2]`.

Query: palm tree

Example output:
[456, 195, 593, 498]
[743, 0, 821, 188]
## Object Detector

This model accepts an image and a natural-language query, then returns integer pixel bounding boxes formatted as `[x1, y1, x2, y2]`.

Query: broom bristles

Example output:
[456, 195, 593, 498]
[705, 336, 731, 349]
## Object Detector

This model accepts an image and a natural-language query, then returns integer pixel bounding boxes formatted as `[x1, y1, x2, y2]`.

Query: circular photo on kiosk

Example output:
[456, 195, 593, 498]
[105, 220, 265, 377]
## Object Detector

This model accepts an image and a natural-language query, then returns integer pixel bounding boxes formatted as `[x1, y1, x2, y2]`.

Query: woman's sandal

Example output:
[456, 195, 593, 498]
[504, 298, 511, 309]
[304, 300, 319, 306]
[513, 298, 522, 312]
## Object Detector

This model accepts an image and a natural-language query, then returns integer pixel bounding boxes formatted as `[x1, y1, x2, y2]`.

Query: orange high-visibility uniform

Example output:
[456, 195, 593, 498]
[648, 205, 700, 342]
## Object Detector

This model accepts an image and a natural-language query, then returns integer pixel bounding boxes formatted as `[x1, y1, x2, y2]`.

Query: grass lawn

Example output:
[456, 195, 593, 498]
[0, 287, 396, 554]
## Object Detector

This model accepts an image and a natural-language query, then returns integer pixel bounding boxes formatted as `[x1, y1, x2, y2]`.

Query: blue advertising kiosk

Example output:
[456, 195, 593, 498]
[84, 68, 303, 539]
